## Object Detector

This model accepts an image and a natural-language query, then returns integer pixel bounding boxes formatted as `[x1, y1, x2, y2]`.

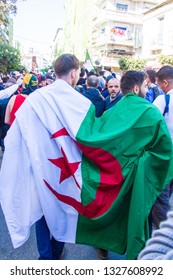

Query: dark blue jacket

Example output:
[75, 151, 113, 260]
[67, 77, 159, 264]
[82, 88, 105, 117]
[101, 87, 109, 98]
[105, 92, 123, 110]
[145, 84, 163, 103]
[82, 83, 102, 93]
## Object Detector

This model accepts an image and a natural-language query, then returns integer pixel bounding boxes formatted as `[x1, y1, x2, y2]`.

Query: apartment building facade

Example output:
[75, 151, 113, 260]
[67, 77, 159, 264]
[92, 0, 160, 69]
[142, 0, 173, 69]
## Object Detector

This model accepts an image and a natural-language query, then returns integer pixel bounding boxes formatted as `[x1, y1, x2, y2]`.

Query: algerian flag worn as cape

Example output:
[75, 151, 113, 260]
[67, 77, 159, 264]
[0, 79, 172, 260]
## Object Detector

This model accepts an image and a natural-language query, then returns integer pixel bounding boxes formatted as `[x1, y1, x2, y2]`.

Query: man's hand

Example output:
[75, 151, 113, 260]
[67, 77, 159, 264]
[16, 75, 24, 86]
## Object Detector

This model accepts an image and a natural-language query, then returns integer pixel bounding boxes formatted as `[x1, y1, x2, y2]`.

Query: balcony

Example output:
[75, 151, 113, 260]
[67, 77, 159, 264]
[93, 33, 134, 48]
[93, 9, 142, 27]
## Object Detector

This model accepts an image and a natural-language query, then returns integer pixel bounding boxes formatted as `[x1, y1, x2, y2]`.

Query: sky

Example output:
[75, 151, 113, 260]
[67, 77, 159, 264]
[13, 0, 64, 52]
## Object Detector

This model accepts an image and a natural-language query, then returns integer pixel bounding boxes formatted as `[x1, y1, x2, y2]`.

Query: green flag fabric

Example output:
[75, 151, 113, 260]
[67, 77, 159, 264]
[75, 93, 173, 259]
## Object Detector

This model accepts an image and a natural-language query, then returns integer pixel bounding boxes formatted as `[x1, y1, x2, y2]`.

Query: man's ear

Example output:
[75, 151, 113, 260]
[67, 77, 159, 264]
[133, 85, 139, 95]
[163, 79, 169, 87]
[70, 69, 76, 80]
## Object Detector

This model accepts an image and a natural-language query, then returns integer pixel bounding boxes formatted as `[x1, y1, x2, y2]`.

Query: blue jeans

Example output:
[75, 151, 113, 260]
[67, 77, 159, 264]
[152, 180, 173, 229]
[35, 216, 65, 260]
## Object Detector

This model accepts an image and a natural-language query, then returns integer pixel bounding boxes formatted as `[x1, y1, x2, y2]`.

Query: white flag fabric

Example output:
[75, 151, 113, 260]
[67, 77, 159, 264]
[0, 79, 91, 248]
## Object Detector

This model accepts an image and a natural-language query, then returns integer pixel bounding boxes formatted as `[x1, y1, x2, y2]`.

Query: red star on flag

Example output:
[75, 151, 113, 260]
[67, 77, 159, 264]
[49, 148, 81, 189]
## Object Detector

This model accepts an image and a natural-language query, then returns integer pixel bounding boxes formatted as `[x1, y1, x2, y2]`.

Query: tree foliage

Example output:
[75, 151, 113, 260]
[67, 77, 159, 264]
[118, 57, 128, 70]
[159, 54, 173, 66]
[0, 0, 25, 27]
[118, 57, 147, 71]
[0, 42, 22, 73]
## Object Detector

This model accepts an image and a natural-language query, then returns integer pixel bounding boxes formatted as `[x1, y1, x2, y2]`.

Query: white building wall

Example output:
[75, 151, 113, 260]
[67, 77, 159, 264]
[92, 0, 159, 68]
[142, 1, 173, 62]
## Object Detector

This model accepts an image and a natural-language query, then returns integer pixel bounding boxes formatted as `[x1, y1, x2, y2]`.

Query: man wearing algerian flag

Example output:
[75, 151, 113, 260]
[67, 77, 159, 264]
[0, 54, 173, 260]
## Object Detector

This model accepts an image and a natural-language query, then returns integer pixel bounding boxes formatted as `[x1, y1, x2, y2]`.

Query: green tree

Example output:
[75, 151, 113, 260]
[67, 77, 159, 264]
[118, 57, 128, 70]
[0, 0, 26, 27]
[118, 57, 146, 71]
[0, 42, 22, 73]
[159, 54, 173, 66]
[127, 58, 146, 70]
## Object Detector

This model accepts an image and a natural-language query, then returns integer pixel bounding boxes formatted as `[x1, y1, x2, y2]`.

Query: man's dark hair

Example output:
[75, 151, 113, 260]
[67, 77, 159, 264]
[87, 70, 96, 77]
[54, 54, 79, 76]
[79, 68, 85, 77]
[146, 69, 156, 83]
[120, 70, 146, 95]
[99, 70, 105, 76]
[156, 65, 173, 81]
[87, 75, 99, 88]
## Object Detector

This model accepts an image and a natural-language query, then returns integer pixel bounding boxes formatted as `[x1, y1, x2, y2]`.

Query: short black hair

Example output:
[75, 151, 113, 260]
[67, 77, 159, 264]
[156, 65, 173, 81]
[87, 70, 96, 77]
[54, 54, 79, 77]
[79, 68, 85, 77]
[146, 69, 156, 83]
[120, 70, 146, 95]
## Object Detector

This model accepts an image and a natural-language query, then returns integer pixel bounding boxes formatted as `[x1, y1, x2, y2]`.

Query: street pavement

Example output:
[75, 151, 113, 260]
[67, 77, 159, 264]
[0, 149, 125, 260]
[0, 206, 126, 260]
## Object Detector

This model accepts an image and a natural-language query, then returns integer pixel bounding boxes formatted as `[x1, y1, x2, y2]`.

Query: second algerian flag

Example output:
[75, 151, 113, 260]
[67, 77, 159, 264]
[84, 49, 95, 72]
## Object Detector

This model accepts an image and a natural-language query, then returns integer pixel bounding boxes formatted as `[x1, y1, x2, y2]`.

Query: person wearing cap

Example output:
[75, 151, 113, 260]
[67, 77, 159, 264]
[5, 73, 38, 126]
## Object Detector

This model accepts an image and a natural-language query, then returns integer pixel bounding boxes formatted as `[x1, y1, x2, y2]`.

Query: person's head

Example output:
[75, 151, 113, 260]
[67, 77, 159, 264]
[22, 73, 38, 94]
[107, 78, 120, 98]
[120, 70, 147, 98]
[79, 68, 86, 78]
[54, 54, 80, 87]
[146, 69, 156, 85]
[112, 72, 116, 78]
[86, 75, 99, 88]
[87, 70, 96, 77]
[99, 70, 105, 76]
[156, 65, 173, 94]
[12, 71, 21, 80]
[105, 75, 114, 87]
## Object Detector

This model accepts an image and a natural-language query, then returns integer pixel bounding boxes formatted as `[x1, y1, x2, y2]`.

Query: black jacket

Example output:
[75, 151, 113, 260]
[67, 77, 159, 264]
[105, 92, 123, 110]
[83, 88, 105, 117]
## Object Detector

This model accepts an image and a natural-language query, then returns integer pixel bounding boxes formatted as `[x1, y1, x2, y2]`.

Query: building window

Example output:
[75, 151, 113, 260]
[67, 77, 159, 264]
[158, 16, 164, 21]
[100, 28, 105, 34]
[116, 3, 128, 12]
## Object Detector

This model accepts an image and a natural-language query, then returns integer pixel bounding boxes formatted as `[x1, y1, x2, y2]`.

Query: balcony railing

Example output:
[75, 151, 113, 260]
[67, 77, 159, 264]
[93, 34, 134, 47]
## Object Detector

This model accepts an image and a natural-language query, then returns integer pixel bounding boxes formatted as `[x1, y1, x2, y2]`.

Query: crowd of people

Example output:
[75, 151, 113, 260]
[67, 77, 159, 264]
[0, 70, 55, 151]
[0, 54, 173, 260]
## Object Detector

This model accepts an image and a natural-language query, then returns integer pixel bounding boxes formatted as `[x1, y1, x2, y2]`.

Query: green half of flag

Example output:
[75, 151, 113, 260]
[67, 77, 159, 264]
[75, 93, 173, 260]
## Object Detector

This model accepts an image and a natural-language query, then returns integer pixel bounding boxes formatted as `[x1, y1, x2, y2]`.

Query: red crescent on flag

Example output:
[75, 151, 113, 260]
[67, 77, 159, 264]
[44, 128, 124, 219]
